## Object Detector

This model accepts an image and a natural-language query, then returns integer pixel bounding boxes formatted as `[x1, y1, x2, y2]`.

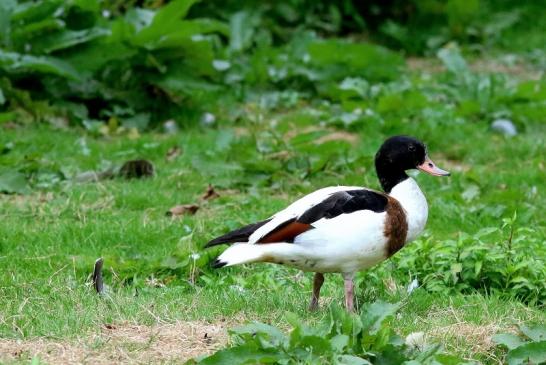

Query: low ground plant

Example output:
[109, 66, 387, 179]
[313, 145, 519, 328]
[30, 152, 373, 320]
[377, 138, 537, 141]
[188, 302, 472, 365]
[493, 324, 546, 365]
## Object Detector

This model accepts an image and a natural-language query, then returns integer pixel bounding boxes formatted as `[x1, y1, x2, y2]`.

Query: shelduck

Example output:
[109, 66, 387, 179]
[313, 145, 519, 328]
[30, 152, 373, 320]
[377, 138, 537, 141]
[205, 136, 450, 311]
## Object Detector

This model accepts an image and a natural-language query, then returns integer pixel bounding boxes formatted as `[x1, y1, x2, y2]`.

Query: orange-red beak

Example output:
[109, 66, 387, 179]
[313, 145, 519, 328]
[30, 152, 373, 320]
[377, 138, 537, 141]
[417, 156, 450, 176]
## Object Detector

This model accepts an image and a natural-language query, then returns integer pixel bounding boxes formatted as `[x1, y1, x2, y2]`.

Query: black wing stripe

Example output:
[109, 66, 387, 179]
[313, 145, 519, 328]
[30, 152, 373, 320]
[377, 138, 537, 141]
[298, 190, 388, 224]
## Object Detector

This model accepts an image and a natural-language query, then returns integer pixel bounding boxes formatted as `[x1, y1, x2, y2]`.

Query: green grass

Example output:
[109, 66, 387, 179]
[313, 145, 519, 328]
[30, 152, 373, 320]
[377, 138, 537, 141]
[1, 59, 546, 364]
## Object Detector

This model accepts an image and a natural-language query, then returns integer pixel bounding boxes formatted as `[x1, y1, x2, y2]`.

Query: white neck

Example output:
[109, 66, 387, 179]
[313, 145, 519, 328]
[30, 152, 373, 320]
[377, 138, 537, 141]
[389, 177, 428, 242]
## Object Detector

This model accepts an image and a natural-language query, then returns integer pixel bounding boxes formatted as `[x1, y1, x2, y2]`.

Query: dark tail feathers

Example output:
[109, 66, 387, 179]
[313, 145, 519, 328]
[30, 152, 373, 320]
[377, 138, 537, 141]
[205, 219, 271, 248]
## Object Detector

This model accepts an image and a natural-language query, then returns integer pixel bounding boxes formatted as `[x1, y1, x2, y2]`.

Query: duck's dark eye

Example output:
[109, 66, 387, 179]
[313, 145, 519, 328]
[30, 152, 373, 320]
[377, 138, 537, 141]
[408, 145, 416, 152]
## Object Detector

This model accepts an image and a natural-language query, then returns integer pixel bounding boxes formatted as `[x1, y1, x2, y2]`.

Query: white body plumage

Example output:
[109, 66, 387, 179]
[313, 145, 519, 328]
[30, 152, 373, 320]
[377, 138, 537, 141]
[216, 178, 428, 274]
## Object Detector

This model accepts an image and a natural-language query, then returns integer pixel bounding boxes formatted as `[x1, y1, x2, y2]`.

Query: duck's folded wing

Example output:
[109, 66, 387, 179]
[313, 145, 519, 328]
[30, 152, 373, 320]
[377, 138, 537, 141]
[297, 189, 388, 223]
[249, 187, 388, 243]
[205, 186, 389, 247]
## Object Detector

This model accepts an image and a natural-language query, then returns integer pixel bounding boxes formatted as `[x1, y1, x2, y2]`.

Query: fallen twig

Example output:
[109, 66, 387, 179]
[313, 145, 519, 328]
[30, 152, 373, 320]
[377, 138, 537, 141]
[93, 258, 104, 295]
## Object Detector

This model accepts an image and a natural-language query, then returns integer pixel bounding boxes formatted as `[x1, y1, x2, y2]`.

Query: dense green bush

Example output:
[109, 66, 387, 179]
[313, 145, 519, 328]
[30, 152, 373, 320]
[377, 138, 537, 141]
[390, 214, 546, 305]
[0, 0, 228, 129]
[1, 0, 536, 130]
[192, 0, 527, 54]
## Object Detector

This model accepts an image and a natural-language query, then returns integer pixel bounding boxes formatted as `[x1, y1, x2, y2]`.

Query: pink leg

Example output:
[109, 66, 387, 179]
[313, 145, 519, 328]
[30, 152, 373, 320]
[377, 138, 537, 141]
[309, 273, 325, 311]
[343, 273, 355, 312]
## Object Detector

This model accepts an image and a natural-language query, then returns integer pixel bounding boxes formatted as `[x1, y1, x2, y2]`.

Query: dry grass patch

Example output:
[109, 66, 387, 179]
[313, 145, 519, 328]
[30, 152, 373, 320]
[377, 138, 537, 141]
[0, 320, 229, 365]
[415, 302, 529, 363]
[427, 322, 515, 364]
[429, 322, 502, 354]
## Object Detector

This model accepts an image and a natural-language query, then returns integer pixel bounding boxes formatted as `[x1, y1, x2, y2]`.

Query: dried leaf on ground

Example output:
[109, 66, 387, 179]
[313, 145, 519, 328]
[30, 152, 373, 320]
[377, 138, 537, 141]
[166, 204, 199, 217]
[201, 185, 220, 201]
[74, 169, 115, 183]
[315, 132, 358, 145]
[165, 146, 182, 162]
[1, 122, 18, 129]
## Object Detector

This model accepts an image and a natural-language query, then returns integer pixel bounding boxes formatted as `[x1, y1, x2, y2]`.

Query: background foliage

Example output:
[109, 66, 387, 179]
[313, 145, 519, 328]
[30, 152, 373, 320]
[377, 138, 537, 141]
[1, 0, 543, 129]
[1, 0, 545, 364]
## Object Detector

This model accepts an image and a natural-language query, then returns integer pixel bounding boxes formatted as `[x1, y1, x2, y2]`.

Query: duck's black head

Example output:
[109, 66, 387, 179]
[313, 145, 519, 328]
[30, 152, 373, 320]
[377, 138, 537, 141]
[375, 136, 450, 193]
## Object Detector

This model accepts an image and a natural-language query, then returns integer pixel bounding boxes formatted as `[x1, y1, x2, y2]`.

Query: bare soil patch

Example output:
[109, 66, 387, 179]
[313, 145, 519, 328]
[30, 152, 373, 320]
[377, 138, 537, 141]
[0, 320, 228, 364]
[407, 57, 542, 79]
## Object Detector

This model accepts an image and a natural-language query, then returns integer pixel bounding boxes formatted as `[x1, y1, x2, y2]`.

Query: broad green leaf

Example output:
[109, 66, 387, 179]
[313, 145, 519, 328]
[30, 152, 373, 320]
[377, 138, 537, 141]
[72, 0, 100, 13]
[492, 333, 525, 350]
[37, 27, 110, 53]
[296, 335, 331, 355]
[230, 322, 286, 345]
[230, 10, 259, 52]
[110, 17, 136, 41]
[446, 0, 479, 33]
[124, 8, 155, 32]
[62, 38, 136, 74]
[451, 263, 463, 274]
[122, 113, 150, 131]
[514, 80, 546, 101]
[156, 74, 221, 96]
[10, 18, 65, 45]
[196, 343, 283, 365]
[473, 227, 498, 239]
[374, 343, 408, 363]
[0, 112, 17, 123]
[335, 355, 371, 365]
[180, 19, 229, 37]
[30, 356, 43, 365]
[437, 44, 468, 74]
[0, 170, 30, 194]
[284, 311, 303, 330]
[0, 1, 15, 45]
[360, 301, 400, 334]
[474, 261, 483, 276]
[377, 91, 427, 114]
[134, 19, 228, 49]
[461, 184, 480, 202]
[413, 344, 442, 361]
[133, 0, 203, 48]
[433, 353, 474, 364]
[0, 51, 80, 80]
[307, 39, 404, 81]
[290, 130, 329, 145]
[191, 155, 243, 176]
[330, 334, 349, 352]
[338, 77, 369, 98]
[11, 0, 63, 23]
[506, 341, 546, 365]
[520, 324, 546, 342]
[151, 0, 197, 26]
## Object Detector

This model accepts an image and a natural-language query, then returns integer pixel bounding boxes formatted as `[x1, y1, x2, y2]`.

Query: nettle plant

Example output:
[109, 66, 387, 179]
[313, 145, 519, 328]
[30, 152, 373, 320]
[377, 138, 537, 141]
[187, 301, 471, 365]
[493, 324, 546, 365]
[394, 214, 546, 305]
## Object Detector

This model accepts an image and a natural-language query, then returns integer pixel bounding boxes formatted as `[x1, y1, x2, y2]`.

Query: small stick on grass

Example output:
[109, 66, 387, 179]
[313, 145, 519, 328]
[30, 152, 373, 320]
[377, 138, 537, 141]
[93, 258, 104, 295]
